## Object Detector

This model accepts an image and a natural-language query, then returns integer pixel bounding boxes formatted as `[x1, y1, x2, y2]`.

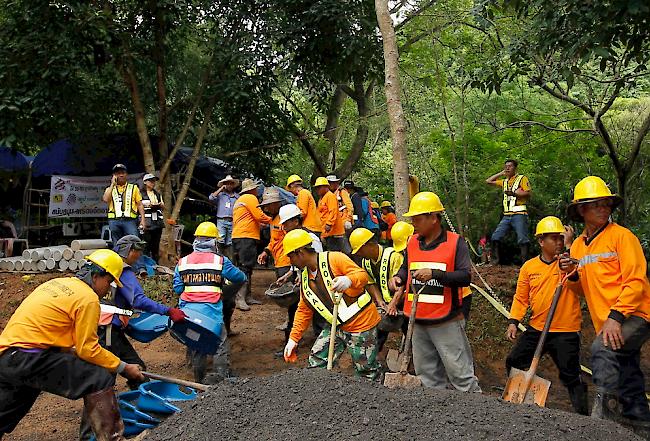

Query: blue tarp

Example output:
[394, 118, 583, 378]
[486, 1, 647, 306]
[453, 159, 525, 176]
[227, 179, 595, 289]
[0, 146, 30, 171]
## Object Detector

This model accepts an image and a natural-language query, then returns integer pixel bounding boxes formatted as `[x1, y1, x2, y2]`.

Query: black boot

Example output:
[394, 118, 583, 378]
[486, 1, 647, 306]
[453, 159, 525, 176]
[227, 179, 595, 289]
[490, 240, 500, 265]
[568, 383, 589, 415]
[591, 390, 621, 421]
[519, 243, 529, 263]
[83, 388, 125, 441]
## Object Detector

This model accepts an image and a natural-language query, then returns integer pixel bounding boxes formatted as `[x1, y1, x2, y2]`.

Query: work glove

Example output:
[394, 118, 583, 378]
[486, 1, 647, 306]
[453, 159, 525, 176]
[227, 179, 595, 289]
[331, 276, 352, 292]
[284, 339, 298, 363]
[167, 308, 187, 323]
[344, 221, 352, 230]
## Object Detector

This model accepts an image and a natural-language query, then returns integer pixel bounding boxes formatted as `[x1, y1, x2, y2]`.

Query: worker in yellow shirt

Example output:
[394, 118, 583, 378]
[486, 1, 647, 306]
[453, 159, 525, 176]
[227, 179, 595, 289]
[561, 176, 650, 426]
[350, 222, 414, 352]
[282, 229, 381, 380]
[506, 216, 587, 415]
[286, 174, 322, 235]
[232, 178, 272, 311]
[102, 163, 146, 244]
[0, 250, 144, 441]
[314, 177, 348, 252]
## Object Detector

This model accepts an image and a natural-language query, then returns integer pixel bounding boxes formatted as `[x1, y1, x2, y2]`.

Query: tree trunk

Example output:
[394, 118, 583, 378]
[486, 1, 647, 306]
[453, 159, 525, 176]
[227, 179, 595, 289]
[324, 86, 346, 172]
[375, 0, 409, 218]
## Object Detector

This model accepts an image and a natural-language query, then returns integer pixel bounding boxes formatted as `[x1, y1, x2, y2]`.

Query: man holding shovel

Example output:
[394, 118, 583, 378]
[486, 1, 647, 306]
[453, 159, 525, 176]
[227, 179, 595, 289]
[388, 191, 480, 392]
[560, 176, 650, 427]
[282, 229, 381, 380]
[505, 216, 588, 414]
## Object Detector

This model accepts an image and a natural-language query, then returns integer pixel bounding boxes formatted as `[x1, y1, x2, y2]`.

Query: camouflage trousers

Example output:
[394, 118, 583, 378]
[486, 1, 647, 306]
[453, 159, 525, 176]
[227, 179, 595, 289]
[308, 325, 381, 380]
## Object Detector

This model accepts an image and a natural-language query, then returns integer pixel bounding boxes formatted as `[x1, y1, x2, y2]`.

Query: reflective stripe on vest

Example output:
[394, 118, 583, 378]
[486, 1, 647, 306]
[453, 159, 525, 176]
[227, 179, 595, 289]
[502, 175, 526, 213]
[404, 231, 462, 323]
[301, 252, 372, 325]
[142, 190, 162, 221]
[178, 252, 224, 303]
[108, 183, 137, 219]
[362, 247, 395, 303]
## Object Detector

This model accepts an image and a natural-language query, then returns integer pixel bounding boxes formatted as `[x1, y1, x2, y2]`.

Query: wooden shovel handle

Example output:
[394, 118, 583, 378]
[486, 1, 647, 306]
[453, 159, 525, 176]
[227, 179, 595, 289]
[142, 371, 210, 392]
[399, 282, 427, 373]
[327, 292, 341, 370]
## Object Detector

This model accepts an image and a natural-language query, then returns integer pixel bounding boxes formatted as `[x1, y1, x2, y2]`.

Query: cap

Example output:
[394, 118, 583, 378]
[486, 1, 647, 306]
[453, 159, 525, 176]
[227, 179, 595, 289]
[326, 175, 340, 182]
[143, 173, 158, 182]
[114, 235, 147, 258]
[112, 163, 127, 173]
[343, 180, 355, 188]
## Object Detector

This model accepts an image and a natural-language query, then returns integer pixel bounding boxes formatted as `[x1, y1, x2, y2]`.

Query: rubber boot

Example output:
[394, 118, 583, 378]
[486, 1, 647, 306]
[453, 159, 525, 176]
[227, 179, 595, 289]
[519, 243, 529, 264]
[244, 272, 262, 306]
[568, 383, 589, 416]
[235, 283, 250, 311]
[490, 240, 500, 265]
[83, 388, 125, 441]
[192, 352, 208, 383]
[591, 390, 621, 421]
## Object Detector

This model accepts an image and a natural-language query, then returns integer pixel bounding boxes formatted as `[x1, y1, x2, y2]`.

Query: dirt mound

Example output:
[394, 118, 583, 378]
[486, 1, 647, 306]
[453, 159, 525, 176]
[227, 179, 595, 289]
[144, 369, 640, 441]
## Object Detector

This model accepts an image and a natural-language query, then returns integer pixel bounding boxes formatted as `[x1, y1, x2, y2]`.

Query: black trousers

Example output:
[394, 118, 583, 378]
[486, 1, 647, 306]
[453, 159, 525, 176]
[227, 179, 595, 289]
[221, 281, 242, 332]
[143, 226, 163, 261]
[98, 325, 146, 390]
[506, 329, 582, 388]
[461, 294, 472, 321]
[0, 348, 115, 435]
[377, 317, 410, 353]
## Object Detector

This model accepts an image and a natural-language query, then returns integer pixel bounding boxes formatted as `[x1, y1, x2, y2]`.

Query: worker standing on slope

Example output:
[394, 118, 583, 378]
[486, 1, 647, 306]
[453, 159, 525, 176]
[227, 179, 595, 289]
[389, 192, 480, 392]
[0, 250, 144, 441]
[506, 216, 588, 415]
[282, 229, 381, 380]
[314, 177, 348, 252]
[286, 175, 322, 236]
[560, 176, 650, 427]
[327, 175, 353, 233]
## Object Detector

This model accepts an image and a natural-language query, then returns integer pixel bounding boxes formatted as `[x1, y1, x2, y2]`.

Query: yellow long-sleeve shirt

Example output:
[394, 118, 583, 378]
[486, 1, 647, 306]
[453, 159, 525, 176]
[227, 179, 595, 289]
[570, 222, 650, 333]
[290, 252, 379, 342]
[297, 188, 322, 233]
[0, 277, 121, 372]
[232, 193, 272, 240]
[335, 188, 354, 223]
[509, 257, 582, 332]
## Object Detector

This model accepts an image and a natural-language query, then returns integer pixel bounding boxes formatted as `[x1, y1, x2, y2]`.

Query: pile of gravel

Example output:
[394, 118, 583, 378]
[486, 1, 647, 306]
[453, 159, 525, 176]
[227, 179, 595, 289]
[144, 368, 641, 441]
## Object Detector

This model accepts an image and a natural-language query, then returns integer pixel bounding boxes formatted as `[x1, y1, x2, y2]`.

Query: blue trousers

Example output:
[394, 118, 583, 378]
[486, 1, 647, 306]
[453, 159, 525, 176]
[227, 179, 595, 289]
[108, 218, 139, 245]
[491, 214, 530, 244]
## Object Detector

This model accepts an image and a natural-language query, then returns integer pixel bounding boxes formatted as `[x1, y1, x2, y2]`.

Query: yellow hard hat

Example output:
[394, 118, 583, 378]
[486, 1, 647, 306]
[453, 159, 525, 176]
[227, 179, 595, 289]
[86, 249, 124, 287]
[314, 177, 329, 187]
[403, 191, 444, 217]
[535, 216, 564, 237]
[567, 176, 622, 221]
[195, 221, 220, 238]
[282, 229, 314, 256]
[380, 201, 392, 208]
[349, 228, 374, 254]
[371, 201, 379, 209]
[286, 174, 303, 188]
[391, 221, 414, 252]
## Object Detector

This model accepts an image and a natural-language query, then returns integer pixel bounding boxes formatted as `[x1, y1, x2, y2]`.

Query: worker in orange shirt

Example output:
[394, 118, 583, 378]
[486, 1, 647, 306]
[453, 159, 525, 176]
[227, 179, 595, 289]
[286, 175, 322, 235]
[560, 176, 650, 426]
[380, 201, 397, 243]
[232, 178, 272, 311]
[314, 177, 348, 252]
[282, 229, 381, 380]
[506, 216, 587, 415]
[327, 175, 353, 232]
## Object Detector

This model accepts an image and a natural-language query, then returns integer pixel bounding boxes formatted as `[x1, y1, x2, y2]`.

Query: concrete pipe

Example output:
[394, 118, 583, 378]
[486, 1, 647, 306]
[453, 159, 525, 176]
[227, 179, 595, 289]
[30, 249, 46, 260]
[43, 245, 68, 260]
[68, 259, 78, 271]
[46, 258, 57, 270]
[58, 259, 69, 271]
[62, 248, 75, 261]
[70, 239, 108, 252]
[0, 257, 22, 271]
[73, 249, 100, 261]
[36, 260, 47, 272]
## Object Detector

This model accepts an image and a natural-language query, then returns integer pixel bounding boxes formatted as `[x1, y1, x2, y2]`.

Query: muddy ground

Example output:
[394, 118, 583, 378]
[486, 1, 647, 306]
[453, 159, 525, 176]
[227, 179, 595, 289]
[1, 265, 649, 440]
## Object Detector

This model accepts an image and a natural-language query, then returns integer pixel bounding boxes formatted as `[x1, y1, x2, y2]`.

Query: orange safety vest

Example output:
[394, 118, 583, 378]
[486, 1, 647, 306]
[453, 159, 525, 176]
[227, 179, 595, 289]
[404, 231, 463, 324]
[178, 251, 224, 303]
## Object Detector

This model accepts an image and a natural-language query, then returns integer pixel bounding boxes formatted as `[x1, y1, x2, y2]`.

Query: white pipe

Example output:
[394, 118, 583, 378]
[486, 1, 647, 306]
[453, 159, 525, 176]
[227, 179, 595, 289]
[73, 249, 100, 261]
[71, 239, 108, 251]
[68, 259, 78, 271]
[15, 260, 25, 271]
[58, 259, 69, 271]
[43, 246, 68, 259]
[46, 258, 56, 270]
[36, 260, 47, 272]
[22, 249, 31, 259]
[62, 248, 75, 261]
[0, 257, 22, 271]
[29, 249, 46, 260]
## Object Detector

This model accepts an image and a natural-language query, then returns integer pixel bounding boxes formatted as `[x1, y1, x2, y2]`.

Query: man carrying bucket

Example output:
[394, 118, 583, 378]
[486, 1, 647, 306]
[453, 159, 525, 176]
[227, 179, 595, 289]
[173, 222, 247, 383]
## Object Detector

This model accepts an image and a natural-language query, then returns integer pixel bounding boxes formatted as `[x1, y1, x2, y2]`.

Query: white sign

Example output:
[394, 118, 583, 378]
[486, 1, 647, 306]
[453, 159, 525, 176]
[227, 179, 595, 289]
[49, 174, 144, 218]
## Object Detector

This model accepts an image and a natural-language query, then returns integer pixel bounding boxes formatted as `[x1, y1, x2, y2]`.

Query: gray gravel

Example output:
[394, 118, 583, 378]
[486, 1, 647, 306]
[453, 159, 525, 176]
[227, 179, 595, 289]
[144, 368, 642, 441]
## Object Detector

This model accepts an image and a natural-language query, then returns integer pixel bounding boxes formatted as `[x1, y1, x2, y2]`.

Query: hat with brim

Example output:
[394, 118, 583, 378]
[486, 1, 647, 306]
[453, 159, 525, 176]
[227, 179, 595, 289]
[240, 178, 259, 193]
[143, 173, 158, 182]
[326, 175, 340, 182]
[112, 163, 127, 173]
[218, 175, 240, 187]
[567, 196, 623, 222]
[258, 188, 283, 206]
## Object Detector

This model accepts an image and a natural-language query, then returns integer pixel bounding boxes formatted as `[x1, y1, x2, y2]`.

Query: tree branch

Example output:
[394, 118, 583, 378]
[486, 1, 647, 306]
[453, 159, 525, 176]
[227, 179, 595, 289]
[626, 110, 650, 173]
[499, 120, 594, 134]
[395, 0, 437, 32]
[537, 80, 595, 116]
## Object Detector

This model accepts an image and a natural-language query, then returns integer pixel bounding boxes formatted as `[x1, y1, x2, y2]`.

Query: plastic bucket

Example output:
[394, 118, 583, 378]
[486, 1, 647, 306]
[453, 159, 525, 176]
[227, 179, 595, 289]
[117, 390, 160, 423]
[125, 312, 169, 343]
[135, 384, 180, 414]
[123, 418, 157, 437]
[139, 380, 197, 402]
[169, 302, 224, 355]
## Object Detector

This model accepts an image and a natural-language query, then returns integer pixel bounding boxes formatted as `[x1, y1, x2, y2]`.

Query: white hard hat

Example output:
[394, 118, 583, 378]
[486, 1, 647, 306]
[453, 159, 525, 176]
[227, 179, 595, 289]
[279, 204, 302, 224]
[326, 175, 339, 182]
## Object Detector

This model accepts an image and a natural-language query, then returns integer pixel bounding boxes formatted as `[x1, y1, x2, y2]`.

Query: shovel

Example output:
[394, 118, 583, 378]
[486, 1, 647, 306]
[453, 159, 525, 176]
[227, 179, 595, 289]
[327, 292, 342, 370]
[383, 282, 426, 389]
[385, 334, 404, 372]
[142, 371, 210, 392]
[502, 270, 574, 406]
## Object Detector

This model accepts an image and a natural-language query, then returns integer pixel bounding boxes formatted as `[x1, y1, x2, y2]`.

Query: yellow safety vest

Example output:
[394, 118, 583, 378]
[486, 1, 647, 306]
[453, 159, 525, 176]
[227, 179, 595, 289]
[362, 247, 395, 303]
[108, 183, 137, 219]
[502, 175, 527, 214]
[301, 252, 372, 325]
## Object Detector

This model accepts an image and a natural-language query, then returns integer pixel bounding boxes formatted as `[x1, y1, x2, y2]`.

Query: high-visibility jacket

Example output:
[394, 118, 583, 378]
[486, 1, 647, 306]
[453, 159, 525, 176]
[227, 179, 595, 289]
[0, 277, 121, 372]
[404, 232, 463, 324]
[381, 212, 397, 241]
[177, 251, 224, 303]
[232, 193, 272, 240]
[499, 175, 529, 215]
[142, 188, 164, 228]
[318, 190, 345, 238]
[362, 246, 403, 303]
[290, 252, 379, 342]
[509, 257, 582, 332]
[570, 222, 650, 333]
[108, 183, 141, 219]
[296, 188, 322, 233]
[335, 188, 354, 223]
[265, 215, 291, 268]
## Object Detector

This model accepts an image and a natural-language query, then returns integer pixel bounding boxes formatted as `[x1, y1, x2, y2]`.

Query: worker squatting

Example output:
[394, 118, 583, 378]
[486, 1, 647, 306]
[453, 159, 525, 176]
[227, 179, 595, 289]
[0, 165, 649, 440]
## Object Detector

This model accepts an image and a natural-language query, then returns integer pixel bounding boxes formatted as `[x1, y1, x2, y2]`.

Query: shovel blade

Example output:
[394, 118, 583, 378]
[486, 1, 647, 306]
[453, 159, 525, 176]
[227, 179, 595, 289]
[386, 349, 400, 372]
[383, 371, 422, 389]
[502, 367, 551, 407]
